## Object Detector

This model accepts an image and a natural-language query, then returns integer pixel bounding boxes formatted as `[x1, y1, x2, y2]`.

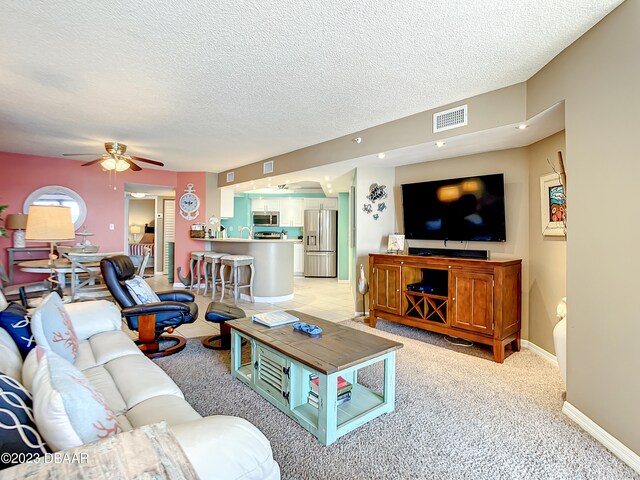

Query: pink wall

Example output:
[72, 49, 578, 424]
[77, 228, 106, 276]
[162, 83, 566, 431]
[174, 172, 208, 285]
[0, 152, 178, 283]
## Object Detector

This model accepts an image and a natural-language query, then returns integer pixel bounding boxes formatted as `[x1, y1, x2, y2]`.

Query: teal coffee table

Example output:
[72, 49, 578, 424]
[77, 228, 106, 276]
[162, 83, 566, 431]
[227, 312, 403, 445]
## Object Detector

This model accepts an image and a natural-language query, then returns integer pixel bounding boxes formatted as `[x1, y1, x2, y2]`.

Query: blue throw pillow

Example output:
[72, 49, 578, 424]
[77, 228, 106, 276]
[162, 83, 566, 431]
[0, 303, 34, 358]
[0, 372, 48, 469]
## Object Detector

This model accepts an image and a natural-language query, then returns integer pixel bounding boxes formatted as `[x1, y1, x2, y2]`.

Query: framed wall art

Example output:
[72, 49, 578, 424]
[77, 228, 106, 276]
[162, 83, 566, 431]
[540, 173, 566, 236]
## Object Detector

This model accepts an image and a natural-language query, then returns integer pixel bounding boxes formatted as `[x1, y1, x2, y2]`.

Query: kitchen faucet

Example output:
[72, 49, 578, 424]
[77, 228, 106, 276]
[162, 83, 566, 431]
[240, 226, 253, 239]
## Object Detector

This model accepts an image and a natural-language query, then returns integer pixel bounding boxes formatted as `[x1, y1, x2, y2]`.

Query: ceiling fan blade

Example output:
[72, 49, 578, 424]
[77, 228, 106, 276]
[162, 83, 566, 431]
[123, 158, 142, 171]
[81, 158, 105, 166]
[128, 155, 165, 167]
[63, 153, 101, 156]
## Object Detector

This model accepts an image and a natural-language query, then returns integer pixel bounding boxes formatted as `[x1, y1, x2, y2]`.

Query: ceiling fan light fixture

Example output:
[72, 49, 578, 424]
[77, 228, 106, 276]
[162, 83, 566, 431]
[100, 157, 130, 172]
[100, 158, 116, 170]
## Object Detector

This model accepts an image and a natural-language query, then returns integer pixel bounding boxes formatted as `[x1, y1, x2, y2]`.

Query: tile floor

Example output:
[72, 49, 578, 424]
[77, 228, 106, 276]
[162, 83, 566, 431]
[142, 275, 358, 340]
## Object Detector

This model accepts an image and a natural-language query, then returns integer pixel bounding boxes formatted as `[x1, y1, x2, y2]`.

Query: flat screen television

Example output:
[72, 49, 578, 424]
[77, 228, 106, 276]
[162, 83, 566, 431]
[402, 173, 506, 242]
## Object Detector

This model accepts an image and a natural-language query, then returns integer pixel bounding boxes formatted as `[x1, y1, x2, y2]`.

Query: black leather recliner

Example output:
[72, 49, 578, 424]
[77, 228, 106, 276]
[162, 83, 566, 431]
[100, 255, 198, 358]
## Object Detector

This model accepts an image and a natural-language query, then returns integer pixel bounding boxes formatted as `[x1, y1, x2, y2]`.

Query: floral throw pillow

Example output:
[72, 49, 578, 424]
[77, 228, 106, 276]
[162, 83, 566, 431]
[125, 275, 161, 305]
[31, 347, 123, 452]
[30, 293, 78, 363]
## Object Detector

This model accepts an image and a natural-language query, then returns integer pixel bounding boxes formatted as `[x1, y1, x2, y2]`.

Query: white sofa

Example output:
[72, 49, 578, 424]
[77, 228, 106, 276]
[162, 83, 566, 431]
[1, 294, 280, 480]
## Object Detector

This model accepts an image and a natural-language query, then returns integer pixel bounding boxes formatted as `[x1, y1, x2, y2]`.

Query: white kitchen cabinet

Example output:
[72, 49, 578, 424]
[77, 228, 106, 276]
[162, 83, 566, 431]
[251, 198, 280, 212]
[218, 188, 235, 218]
[279, 198, 304, 227]
[303, 197, 338, 210]
[293, 242, 304, 276]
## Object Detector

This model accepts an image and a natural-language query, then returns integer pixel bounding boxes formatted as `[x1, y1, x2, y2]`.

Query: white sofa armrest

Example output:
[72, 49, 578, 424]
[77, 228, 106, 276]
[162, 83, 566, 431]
[170, 416, 280, 480]
[64, 300, 122, 340]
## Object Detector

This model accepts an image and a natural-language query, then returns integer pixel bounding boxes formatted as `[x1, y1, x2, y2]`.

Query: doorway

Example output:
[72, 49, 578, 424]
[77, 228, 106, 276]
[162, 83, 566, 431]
[124, 184, 175, 276]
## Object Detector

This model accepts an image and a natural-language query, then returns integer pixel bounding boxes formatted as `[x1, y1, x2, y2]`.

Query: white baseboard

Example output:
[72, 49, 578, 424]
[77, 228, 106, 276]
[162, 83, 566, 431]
[240, 293, 294, 303]
[521, 340, 557, 365]
[563, 401, 640, 474]
[173, 282, 186, 288]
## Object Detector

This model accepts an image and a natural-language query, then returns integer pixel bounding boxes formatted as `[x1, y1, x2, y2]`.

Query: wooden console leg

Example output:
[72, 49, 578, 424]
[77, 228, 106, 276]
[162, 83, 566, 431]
[493, 341, 505, 363]
[368, 312, 377, 328]
[510, 332, 521, 352]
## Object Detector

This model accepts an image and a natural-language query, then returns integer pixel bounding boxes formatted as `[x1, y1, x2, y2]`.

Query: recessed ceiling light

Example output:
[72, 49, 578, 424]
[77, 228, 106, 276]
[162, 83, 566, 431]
[377, 152, 386, 159]
[327, 183, 332, 188]
[517, 124, 528, 130]
[250, 180, 255, 185]
[328, 189, 333, 194]
[324, 176, 330, 181]
[436, 141, 445, 148]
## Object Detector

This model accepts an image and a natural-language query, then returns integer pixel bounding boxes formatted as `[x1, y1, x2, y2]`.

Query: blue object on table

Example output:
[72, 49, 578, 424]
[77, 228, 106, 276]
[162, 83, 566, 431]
[293, 322, 322, 336]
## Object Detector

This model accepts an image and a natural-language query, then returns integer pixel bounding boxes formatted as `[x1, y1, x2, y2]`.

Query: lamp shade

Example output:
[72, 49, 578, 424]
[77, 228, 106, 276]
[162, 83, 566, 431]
[5, 213, 28, 230]
[130, 225, 142, 234]
[25, 206, 76, 242]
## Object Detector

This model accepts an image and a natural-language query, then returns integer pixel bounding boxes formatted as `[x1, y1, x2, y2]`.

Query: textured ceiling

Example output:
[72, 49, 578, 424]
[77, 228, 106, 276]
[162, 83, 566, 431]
[0, 0, 622, 172]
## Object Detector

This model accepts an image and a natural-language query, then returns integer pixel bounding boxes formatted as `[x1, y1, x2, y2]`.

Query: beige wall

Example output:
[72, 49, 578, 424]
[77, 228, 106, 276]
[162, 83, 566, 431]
[395, 148, 530, 337]
[218, 83, 527, 186]
[354, 166, 396, 313]
[528, 131, 567, 354]
[527, 0, 639, 454]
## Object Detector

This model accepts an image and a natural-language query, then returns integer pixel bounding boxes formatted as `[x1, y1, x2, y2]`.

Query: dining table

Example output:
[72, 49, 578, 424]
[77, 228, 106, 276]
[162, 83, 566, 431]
[18, 251, 122, 300]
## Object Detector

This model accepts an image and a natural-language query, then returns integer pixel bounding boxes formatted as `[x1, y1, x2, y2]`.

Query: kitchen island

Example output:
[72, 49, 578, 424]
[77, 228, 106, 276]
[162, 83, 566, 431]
[194, 238, 300, 302]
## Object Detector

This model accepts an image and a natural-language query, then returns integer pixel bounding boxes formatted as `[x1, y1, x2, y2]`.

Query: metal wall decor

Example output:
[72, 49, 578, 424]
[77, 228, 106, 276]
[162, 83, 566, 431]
[363, 183, 388, 221]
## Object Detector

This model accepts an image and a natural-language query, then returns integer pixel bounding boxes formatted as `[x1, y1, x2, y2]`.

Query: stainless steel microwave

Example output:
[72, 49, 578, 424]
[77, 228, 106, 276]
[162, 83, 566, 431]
[252, 211, 279, 226]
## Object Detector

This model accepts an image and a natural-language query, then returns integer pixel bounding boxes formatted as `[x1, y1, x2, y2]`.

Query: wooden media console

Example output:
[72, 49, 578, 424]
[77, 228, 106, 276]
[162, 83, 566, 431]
[369, 253, 522, 363]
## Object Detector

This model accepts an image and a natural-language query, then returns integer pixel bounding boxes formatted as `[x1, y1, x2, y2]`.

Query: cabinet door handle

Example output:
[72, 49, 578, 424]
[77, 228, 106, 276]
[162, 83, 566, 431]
[452, 297, 456, 301]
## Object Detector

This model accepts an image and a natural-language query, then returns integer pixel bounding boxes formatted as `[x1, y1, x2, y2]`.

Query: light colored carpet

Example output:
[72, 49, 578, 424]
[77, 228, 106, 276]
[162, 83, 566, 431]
[154, 318, 637, 480]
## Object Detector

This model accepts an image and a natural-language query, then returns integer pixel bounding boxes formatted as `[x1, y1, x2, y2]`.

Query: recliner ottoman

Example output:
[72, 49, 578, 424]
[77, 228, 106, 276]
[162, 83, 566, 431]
[203, 302, 246, 350]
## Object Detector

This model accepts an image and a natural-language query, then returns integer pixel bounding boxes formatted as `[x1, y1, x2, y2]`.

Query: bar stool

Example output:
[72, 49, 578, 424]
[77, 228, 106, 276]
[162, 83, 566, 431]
[189, 251, 208, 294]
[220, 255, 255, 304]
[203, 252, 225, 299]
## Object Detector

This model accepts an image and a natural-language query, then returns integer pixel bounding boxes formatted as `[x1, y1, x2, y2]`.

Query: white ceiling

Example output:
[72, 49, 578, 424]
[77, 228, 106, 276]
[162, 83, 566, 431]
[0, 1, 621, 173]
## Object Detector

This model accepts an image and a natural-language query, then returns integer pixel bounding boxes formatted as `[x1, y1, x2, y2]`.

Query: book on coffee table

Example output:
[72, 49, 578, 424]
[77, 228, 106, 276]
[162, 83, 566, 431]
[252, 311, 299, 327]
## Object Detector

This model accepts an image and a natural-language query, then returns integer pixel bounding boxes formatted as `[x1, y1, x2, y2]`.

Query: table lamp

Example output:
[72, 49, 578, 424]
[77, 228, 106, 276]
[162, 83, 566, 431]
[5, 213, 28, 248]
[130, 224, 142, 242]
[25, 206, 76, 292]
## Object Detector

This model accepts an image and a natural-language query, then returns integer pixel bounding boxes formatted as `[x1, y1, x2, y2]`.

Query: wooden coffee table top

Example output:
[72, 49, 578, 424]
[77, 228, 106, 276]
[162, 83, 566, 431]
[227, 311, 403, 375]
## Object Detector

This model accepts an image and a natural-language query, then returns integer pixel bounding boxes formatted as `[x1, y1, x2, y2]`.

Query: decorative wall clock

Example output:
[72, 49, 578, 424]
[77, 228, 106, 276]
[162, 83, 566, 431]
[179, 183, 200, 220]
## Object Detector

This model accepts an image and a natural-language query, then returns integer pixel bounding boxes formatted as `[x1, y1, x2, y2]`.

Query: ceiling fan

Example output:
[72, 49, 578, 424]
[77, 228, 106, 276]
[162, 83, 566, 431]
[63, 142, 164, 172]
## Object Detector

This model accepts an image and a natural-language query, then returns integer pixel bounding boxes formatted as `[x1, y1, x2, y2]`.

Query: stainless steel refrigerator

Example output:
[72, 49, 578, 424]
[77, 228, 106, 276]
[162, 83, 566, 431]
[304, 209, 337, 277]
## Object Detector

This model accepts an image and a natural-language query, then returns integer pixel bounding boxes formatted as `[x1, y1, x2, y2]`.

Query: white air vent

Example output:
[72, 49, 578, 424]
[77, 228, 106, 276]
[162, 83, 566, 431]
[226, 171, 235, 183]
[263, 160, 274, 174]
[433, 104, 468, 133]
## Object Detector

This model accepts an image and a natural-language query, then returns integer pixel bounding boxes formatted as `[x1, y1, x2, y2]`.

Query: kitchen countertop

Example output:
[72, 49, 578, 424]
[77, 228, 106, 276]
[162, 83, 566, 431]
[191, 237, 298, 302]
